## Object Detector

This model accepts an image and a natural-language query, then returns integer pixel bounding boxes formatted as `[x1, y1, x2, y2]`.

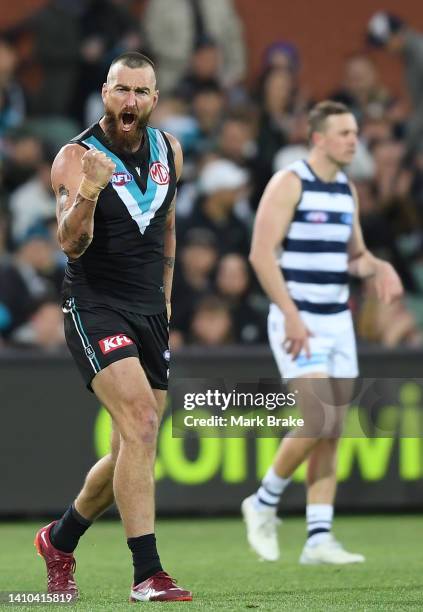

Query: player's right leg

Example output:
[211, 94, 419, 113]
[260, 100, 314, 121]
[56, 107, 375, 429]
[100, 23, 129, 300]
[299, 377, 364, 565]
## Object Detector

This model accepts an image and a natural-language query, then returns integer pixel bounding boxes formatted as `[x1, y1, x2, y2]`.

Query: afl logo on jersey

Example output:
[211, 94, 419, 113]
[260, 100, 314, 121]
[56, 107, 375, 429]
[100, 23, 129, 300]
[111, 171, 133, 187]
[305, 211, 329, 223]
[150, 162, 169, 185]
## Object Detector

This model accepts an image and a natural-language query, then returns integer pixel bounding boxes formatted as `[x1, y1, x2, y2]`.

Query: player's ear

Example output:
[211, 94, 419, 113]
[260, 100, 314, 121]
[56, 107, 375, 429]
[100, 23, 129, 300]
[312, 131, 323, 148]
[101, 83, 108, 103]
[152, 89, 159, 110]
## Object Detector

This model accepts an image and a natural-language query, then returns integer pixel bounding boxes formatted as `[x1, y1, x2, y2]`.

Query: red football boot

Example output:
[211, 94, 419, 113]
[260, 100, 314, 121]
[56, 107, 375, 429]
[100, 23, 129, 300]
[34, 521, 78, 600]
[130, 571, 192, 602]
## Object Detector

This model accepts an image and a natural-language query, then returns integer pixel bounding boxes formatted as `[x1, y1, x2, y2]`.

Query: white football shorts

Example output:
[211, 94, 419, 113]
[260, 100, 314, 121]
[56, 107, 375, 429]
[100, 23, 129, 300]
[268, 303, 359, 380]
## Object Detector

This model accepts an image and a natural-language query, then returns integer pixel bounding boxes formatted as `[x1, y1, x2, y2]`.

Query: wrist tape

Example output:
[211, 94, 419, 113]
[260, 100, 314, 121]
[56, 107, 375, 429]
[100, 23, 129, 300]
[78, 177, 103, 202]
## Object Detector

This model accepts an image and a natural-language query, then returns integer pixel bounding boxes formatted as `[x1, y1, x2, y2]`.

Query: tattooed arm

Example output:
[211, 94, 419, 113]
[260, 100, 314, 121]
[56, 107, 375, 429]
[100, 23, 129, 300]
[163, 197, 176, 317]
[163, 133, 183, 320]
[52, 144, 115, 259]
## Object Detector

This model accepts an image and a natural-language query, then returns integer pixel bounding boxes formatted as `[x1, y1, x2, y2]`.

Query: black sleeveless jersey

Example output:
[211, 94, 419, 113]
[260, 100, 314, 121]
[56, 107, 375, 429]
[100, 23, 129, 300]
[62, 123, 176, 314]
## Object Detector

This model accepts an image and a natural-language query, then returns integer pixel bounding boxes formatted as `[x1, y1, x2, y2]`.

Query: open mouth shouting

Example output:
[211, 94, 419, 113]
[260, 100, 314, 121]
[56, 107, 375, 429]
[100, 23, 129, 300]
[120, 111, 137, 131]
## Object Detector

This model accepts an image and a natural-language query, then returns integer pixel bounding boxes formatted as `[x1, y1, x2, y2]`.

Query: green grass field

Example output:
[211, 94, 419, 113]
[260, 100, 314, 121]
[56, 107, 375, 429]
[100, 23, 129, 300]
[1, 516, 422, 611]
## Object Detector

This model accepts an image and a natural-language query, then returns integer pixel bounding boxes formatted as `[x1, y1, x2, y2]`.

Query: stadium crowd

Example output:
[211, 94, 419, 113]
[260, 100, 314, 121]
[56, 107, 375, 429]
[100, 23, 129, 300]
[0, 1, 423, 351]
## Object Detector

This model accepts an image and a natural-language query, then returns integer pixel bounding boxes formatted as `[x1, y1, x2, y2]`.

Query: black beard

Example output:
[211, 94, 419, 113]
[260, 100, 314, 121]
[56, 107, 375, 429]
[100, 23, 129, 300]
[103, 109, 150, 154]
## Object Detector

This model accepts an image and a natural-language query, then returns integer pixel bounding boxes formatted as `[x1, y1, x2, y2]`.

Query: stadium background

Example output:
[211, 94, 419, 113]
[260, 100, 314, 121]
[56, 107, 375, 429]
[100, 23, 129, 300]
[1, 1, 423, 516]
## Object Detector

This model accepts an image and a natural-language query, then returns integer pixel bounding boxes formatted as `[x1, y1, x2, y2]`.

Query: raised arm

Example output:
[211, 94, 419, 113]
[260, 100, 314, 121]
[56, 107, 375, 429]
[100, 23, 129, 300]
[52, 144, 115, 260]
[250, 170, 312, 358]
[163, 132, 183, 320]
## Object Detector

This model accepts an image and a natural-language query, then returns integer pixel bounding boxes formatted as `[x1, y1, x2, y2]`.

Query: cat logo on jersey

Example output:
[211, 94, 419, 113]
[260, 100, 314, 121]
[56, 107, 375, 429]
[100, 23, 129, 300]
[149, 161, 169, 185]
[305, 211, 329, 223]
[111, 171, 133, 187]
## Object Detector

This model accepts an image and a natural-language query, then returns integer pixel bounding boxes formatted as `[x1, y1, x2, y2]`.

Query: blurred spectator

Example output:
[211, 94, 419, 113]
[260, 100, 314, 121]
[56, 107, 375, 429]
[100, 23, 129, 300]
[372, 139, 412, 204]
[261, 41, 300, 75]
[178, 158, 250, 255]
[273, 144, 309, 173]
[0, 38, 25, 139]
[31, 1, 81, 115]
[217, 114, 256, 169]
[8, 142, 56, 245]
[215, 253, 266, 343]
[252, 67, 304, 208]
[177, 36, 222, 102]
[367, 12, 423, 153]
[0, 212, 7, 258]
[172, 228, 218, 341]
[331, 54, 392, 123]
[356, 140, 418, 293]
[410, 147, 423, 225]
[74, 0, 144, 123]
[2, 128, 44, 193]
[143, 0, 246, 95]
[360, 115, 393, 148]
[191, 81, 226, 155]
[10, 299, 65, 349]
[189, 294, 233, 345]
[153, 97, 200, 169]
[0, 226, 64, 341]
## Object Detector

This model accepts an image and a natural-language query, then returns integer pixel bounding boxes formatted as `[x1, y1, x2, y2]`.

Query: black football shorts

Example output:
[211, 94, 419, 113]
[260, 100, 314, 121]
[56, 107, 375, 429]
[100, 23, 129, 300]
[63, 297, 170, 391]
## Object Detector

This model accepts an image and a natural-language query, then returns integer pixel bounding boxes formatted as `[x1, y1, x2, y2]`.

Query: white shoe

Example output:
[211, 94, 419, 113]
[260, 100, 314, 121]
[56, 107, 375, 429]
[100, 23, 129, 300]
[241, 495, 280, 561]
[299, 534, 365, 565]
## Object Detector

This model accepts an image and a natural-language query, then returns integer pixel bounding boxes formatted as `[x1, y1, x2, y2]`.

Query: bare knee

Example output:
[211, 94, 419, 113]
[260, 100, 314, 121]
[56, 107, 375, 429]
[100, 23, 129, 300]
[117, 397, 159, 447]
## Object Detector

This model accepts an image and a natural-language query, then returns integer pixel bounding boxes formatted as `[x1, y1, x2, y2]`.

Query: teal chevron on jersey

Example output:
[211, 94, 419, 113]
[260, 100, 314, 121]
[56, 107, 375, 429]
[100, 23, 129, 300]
[82, 127, 170, 235]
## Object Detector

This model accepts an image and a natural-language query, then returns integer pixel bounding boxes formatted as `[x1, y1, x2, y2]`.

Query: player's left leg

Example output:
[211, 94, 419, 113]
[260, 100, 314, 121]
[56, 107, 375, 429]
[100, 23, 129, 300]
[72, 391, 166, 523]
[33, 419, 120, 600]
[300, 377, 365, 564]
[242, 373, 330, 561]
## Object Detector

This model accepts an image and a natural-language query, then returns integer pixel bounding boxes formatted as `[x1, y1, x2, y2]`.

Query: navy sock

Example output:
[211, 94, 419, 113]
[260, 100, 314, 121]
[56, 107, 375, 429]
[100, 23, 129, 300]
[50, 504, 92, 553]
[127, 533, 163, 585]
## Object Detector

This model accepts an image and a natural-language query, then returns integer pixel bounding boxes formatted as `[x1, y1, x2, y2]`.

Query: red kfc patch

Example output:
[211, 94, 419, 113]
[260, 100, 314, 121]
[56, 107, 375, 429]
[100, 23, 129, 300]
[99, 334, 134, 354]
[149, 161, 169, 185]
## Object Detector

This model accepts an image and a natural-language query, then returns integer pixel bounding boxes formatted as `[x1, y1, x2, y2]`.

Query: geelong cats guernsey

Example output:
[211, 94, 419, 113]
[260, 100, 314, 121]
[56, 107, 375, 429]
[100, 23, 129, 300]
[279, 159, 355, 316]
[62, 123, 176, 314]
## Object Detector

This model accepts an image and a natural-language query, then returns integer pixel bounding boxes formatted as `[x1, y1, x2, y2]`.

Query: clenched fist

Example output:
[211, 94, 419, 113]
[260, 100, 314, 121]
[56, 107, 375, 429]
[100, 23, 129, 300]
[82, 149, 115, 190]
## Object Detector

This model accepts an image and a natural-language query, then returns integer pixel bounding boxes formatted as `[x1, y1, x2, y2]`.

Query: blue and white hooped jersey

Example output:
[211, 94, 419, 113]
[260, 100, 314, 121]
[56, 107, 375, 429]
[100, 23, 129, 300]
[279, 159, 354, 315]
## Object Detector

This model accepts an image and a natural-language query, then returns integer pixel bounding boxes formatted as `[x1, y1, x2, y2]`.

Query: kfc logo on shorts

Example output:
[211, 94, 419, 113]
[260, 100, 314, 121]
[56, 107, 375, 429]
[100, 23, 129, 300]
[111, 171, 133, 187]
[99, 334, 134, 354]
[149, 162, 169, 185]
[305, 211, 329, 223]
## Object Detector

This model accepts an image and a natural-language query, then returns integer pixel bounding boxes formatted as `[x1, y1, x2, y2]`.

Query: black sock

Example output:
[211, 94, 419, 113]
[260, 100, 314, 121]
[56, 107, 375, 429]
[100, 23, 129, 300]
[127, 533, 163, 585]
[50, 504, 92, 553]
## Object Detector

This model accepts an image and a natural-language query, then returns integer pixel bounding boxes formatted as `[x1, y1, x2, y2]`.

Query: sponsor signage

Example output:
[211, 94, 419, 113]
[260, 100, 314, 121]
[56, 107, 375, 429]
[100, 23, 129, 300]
[1, 348, 422, 514]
